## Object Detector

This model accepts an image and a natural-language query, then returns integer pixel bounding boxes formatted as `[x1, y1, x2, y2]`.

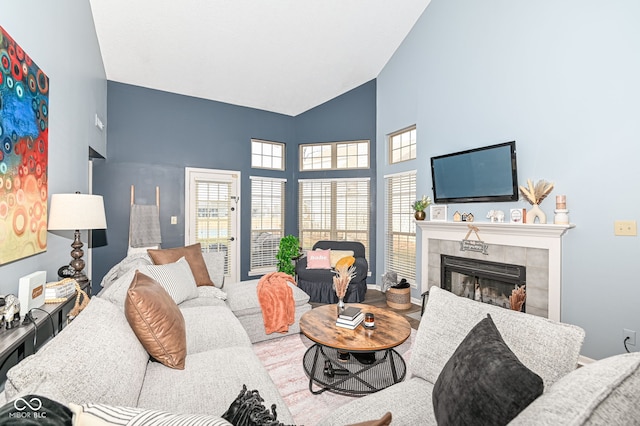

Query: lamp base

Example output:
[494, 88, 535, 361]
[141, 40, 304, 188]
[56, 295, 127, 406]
[69, 229, 88, 285]
[72, 272, 89, 285]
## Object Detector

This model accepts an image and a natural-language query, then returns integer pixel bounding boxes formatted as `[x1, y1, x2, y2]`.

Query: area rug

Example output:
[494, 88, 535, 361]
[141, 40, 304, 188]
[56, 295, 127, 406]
[252, 329, 416, 426]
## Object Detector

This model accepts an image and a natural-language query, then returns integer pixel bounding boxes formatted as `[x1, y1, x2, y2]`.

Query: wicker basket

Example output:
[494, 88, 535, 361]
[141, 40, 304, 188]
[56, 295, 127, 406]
[386, 287, 412, 310]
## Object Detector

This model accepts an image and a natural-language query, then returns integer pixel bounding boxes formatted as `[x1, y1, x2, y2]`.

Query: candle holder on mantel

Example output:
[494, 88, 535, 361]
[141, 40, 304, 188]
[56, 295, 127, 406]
[554, 195, 570, 225]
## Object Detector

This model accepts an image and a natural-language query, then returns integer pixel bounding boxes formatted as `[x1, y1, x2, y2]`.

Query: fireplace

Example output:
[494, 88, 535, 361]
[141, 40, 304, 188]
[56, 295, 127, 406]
[415, 221, 575, 321]
[441, 255, 526, 311]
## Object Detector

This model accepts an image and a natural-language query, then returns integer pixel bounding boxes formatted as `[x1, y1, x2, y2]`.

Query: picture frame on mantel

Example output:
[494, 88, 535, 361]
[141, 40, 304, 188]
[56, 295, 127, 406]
[510, 208, 526, 224]
[430, 205, 448, 222]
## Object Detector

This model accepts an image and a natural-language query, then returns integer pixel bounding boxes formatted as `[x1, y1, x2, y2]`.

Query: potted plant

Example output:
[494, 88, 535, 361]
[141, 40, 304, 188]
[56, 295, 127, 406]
[411, 195, 432, 220]
[276, 235, 301, 277]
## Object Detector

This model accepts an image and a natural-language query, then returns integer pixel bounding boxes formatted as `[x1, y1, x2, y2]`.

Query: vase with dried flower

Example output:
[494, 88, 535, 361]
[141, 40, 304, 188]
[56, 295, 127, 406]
[333, 256, 356, 310]
[509, 285, 526, 312]
[412, 195, 432, 221]
[519, 179, 554, 224]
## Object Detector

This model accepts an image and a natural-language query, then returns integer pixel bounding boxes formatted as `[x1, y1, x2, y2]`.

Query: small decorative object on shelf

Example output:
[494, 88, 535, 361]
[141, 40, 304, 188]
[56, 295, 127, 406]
[519, 179, 554, 224]
[412, 195, 432, 220]
[486, 210, 505, 223]
[453, 211, 462, 222]
[0, 295, 21, 329]
[510, 208, 526, 223]
[554, 195, 570, 225]
[430, 205, 448, 222]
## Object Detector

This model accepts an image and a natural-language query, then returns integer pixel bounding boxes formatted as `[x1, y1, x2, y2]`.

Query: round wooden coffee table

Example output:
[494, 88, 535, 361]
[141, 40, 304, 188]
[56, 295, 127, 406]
[299, 303, 411, 395]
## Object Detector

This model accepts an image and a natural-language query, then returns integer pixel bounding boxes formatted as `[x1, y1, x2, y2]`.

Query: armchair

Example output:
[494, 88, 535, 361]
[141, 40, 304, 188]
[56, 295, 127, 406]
[295, 241, 368, 303]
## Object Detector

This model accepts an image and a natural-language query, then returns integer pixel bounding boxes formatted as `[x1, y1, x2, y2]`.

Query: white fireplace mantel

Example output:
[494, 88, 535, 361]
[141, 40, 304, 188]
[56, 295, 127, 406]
[415, 220, 575, 321]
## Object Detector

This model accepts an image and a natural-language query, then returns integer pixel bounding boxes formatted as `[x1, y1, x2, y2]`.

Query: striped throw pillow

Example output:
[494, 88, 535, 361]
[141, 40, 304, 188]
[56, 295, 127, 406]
[69, 402, 233, 425]
[141, 257, 199, 305]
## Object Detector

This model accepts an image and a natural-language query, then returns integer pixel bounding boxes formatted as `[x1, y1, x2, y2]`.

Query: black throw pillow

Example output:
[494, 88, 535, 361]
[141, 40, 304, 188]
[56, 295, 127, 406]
[432, 314, 544, 426]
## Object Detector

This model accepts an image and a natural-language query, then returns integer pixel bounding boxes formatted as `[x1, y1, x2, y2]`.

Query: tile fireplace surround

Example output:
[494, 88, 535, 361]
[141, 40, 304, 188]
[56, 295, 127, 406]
[415, 221, 574, 322]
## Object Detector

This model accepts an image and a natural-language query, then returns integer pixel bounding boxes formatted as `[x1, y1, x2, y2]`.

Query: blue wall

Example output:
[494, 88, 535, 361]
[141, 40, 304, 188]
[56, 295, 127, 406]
[0, 0, 107, 295]
[93, 80, 377, 291]
[295, 80, 378, 276]
[93, 82, 294, 291]
[376, 0, 640, 359]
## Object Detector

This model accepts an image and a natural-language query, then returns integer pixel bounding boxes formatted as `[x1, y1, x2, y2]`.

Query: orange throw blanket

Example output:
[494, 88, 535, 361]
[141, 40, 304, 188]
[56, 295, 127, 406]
[257, 272, 296, 334]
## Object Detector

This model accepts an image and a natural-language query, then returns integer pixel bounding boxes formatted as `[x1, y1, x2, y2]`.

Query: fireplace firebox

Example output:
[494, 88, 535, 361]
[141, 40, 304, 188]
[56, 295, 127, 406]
[441, 255, 526, 311]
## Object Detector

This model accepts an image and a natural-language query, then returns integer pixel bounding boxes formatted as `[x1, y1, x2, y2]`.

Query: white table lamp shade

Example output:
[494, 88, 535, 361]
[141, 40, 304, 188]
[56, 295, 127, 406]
[48, 194, 107, 230]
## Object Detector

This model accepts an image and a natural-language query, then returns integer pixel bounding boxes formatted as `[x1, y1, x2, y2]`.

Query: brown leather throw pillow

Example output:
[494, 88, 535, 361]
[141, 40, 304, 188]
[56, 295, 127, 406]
[125, 270, 187, 369]
[147, 243, 215, 287]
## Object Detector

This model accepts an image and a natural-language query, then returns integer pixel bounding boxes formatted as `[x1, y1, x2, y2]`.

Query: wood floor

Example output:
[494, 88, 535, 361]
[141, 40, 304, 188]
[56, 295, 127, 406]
[309, 288, 423, 330]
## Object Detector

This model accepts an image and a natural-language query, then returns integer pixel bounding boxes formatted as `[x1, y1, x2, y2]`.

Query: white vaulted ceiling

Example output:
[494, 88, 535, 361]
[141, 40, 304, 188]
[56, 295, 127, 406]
[89, 0, 431, 116]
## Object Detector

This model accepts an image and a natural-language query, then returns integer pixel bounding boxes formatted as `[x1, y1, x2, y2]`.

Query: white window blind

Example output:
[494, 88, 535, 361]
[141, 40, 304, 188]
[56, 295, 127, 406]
[385, 171, 417, 285]
[249, 177, 285, 274]
[194, 179, 231, 275]
[298, 178, 370, 260]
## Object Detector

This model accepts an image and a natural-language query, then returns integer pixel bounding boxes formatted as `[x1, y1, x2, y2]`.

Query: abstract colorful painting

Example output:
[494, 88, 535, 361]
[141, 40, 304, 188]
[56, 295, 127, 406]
[0, 26, 49, 264]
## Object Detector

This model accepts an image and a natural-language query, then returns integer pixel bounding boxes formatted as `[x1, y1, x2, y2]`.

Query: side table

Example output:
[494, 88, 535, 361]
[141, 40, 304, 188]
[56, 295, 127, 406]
[0, 280, 91, 386]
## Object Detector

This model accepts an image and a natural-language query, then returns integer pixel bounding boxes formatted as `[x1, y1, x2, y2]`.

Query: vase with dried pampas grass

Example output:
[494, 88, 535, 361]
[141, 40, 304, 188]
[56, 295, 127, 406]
[333, 262, 356, 310]
[519, 179, 554, 224]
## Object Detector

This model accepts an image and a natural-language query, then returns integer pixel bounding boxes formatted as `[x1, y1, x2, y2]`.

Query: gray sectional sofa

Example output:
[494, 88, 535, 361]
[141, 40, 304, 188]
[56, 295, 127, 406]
[319, 286, 640, 425]
[3, 251, 640, 425]
[1, 252, 311, 424]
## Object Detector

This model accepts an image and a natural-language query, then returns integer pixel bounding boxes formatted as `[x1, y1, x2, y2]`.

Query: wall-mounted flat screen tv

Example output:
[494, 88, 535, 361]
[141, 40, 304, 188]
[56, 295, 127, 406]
[431, 141, 518, 204]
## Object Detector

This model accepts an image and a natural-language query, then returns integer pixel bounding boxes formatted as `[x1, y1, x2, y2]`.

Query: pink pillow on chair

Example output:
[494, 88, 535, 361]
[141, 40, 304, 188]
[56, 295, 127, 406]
[306, 249, 331, 269]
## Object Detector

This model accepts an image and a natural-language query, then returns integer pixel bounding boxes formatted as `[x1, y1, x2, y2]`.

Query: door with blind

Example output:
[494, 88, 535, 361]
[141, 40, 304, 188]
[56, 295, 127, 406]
[185, 167, 240, 283]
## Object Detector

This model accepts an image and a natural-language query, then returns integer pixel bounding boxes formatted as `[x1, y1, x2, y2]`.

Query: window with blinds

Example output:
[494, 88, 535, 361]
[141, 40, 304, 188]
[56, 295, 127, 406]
[298, 178, 370, 261]
[249, 177, 285, 274]
[385, 171, 417, 286]
[194, 180, 232, 274]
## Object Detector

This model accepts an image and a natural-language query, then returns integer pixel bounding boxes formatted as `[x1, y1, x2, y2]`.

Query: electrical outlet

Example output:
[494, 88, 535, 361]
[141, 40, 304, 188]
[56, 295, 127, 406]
[170, 216, 178, 225]
[623, 329, 636, 346]
[614, 220, 637, 236]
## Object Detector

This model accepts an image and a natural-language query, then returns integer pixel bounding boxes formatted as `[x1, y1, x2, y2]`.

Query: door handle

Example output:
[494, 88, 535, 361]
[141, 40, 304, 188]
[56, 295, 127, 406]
[229, 237, 235, 242]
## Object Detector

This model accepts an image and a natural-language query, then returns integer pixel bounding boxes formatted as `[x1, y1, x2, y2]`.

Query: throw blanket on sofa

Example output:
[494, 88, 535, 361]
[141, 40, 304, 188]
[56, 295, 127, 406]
[257, 272, 296, 334]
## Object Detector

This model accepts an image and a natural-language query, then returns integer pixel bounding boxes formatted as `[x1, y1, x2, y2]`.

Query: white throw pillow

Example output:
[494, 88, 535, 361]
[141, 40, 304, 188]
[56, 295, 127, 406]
[329, 250, 355, 268]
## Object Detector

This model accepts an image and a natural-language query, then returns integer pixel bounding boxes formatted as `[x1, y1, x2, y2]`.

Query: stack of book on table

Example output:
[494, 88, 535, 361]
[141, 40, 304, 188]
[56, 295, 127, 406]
[45, 279, 76, 302]
[336, 306, 363, 329]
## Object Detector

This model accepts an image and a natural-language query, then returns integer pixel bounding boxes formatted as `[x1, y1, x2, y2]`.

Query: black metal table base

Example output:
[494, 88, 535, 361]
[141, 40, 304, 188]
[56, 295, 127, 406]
[302, 344, 407, 396]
